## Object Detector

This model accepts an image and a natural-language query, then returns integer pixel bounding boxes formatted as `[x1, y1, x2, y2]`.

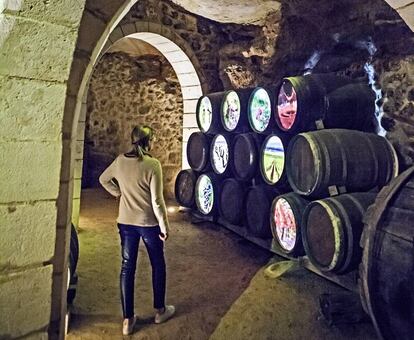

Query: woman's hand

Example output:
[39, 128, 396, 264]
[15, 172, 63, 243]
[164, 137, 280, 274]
[159, 232, 168, 241]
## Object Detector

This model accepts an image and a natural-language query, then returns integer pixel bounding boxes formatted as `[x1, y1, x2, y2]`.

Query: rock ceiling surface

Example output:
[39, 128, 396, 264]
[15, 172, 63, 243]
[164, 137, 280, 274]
[171, 0, 281, 25]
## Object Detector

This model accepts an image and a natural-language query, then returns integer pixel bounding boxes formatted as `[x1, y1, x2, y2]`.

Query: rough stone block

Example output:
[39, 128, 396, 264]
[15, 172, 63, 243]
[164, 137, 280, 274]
[0, 76, 65, 141]
[56, 180, 74, 228]
[86, 0, 125, 22]
[386, 0, 413, 9]
[0, 265, 52, 338]
[0, 201, 56, 268]
[398, 4, 414, 32]
[73, 178, 82, 199]
[120, 23, 137, 36]
[181, 85, 203, 100]
[183, 99, 198, 114]
[176, 72, 201, 87]
[183, 113, 197, 128]
[75, 140, 85, 159]
[71, 197, 81, 228]
[75, 10, 107, 56]
[0, 14, 77, 82]
[77, 121, 86, 141]
[0, 141, 61, 203]
[3, 0, 85, 28]
[134, 20, 149, 32]
[74, 159, 84, 179]
[109, 26, 124, 43]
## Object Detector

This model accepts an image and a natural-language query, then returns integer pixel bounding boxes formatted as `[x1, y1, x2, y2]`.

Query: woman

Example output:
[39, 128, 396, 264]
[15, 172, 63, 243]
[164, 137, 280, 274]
[99, 125, 175, 336]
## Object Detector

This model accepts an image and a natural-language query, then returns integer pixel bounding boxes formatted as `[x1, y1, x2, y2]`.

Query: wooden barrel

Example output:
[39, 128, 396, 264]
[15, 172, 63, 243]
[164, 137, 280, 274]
[218, 178, 246, 225]
[245, 185, 280, 238]
[259, 134, 291, 189]
[248, 86, 276, 134]
[210, 133, 232, 177]
[324, 83, 376, 132]
[174, 169, 198, 208]
[195, 172, 221, 217]
[286, 129, 399, 197]
[220, 89, 251, 133]
[360, 166, 414, 340]
[186, 132, 212, 172]
[302, 192, 377, 274]
[231, 133, 264, 182]
[275, 74, 354, 133]
[270, 192, 310, 256]
[196, 92, 224, 135]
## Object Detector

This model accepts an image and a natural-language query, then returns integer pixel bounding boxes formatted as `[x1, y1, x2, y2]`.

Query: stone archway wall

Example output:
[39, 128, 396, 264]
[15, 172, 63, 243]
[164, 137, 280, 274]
[1, 0, 414, 338]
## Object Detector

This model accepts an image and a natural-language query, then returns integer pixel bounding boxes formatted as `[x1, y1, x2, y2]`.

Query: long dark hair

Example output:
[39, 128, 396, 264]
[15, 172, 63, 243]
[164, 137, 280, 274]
[128, 125, 154, 161]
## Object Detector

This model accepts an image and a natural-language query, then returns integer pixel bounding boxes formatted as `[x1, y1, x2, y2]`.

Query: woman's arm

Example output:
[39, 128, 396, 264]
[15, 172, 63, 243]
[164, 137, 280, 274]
[150, 160, 170, 236]
[99, 158, 121, 198]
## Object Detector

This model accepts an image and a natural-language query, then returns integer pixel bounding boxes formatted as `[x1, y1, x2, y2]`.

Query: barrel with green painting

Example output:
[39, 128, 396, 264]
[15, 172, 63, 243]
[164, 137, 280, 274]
[259, 134, 291, 190]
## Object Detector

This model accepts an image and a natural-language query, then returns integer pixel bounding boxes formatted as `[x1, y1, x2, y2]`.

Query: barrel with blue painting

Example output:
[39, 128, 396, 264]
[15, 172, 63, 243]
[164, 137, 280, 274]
[259, 134, 291, 190]
[195, 172, 221, 217]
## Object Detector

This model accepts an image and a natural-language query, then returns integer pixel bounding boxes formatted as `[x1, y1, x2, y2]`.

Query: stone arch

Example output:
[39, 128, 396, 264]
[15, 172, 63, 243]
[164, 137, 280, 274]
[55, 13, 207, 337]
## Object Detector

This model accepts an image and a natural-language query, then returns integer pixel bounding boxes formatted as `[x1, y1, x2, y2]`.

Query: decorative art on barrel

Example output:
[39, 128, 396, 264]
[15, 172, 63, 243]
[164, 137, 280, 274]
[210, 134, 231, 177]
[248, 87, 273, 134]
[260, 134, 288, 187]
[270, 192, 309, 256]
[276, 74, 362, 133]
[195, 173, 220, 216]
[196, 92, 224, 135]
[221, 90, 242, 132]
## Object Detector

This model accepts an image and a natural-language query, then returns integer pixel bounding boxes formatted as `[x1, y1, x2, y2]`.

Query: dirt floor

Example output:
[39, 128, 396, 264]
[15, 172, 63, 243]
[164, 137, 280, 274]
[67, 188, 378, 340]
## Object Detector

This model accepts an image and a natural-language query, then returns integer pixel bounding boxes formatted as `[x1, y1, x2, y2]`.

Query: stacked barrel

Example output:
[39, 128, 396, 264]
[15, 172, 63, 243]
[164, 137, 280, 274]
[175, 73, 399, 277]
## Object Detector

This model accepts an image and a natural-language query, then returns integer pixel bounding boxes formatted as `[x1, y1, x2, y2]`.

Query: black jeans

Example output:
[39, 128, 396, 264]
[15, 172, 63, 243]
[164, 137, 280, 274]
[118, 223, 166, 319]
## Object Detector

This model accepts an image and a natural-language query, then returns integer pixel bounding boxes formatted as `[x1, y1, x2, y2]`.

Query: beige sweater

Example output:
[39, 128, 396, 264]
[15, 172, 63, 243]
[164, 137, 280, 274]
[99, 154, 170, 234]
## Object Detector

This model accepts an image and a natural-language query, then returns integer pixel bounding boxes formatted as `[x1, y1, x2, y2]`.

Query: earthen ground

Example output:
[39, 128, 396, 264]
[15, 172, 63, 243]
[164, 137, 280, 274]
[67, 188, 378, 340]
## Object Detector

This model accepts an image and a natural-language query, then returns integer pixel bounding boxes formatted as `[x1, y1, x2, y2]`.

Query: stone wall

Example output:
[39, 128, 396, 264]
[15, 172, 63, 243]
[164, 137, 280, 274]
[84, 51, 183, 198]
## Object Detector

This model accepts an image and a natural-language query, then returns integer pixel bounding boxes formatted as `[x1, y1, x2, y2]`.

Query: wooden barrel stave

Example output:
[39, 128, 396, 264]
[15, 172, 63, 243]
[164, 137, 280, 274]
[219, 178, 246, 225]
[287, 129, 398, 197]
[187, 132, 212, 172]
[174, 169, 198, 208]
[303, 192, 377, 274]
[360, 167, 414, 340]
[232, 133, 264, 182]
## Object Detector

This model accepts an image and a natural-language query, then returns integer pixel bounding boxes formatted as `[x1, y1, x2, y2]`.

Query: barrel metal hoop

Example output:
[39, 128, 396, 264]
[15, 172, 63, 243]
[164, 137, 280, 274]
[318, 199, 345, 272]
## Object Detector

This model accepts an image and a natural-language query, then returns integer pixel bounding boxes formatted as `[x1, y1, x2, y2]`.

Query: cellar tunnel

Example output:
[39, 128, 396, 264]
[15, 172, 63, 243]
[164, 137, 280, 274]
[1, 0, 414, 339]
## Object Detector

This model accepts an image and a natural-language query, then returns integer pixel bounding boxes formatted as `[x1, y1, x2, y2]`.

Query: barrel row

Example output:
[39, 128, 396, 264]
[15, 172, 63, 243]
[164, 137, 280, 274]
[197, 74, 377, 136]
[187, 128, 399, 197]
[176, 169, 379, 274]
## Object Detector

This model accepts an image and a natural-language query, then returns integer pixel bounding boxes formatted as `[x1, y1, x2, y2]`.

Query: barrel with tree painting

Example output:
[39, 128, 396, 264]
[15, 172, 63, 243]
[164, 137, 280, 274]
[231, 133, 264, 182]
[259, 134, 291, 190]
[218, 178, 246, 225]
[174, 169, 198, 208]
[270, 192, 310, 256]
[194, 172, 221, 217]
[360, 166, 414, 340]
[248, 86, 277, 134]
[276, 74, 373, 133]
[286, 129, 399, 198]
[245, 184, 280, 238]
[302, 192, 377, 274]
[210, 133, 233, 178]
[187, 132, 212, 172]
[196, 92, 225, 135]
[220, 89, 252, 133]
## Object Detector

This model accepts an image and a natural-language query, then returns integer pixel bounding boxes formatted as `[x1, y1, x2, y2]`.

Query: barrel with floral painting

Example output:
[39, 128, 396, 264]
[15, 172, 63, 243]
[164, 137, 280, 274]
[196, 92, 225, 135]
[275, 74, 376, 134]
[270, 192, 310, 256]
[220, 89, 251, 133]
[248, 86, 278, 135]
